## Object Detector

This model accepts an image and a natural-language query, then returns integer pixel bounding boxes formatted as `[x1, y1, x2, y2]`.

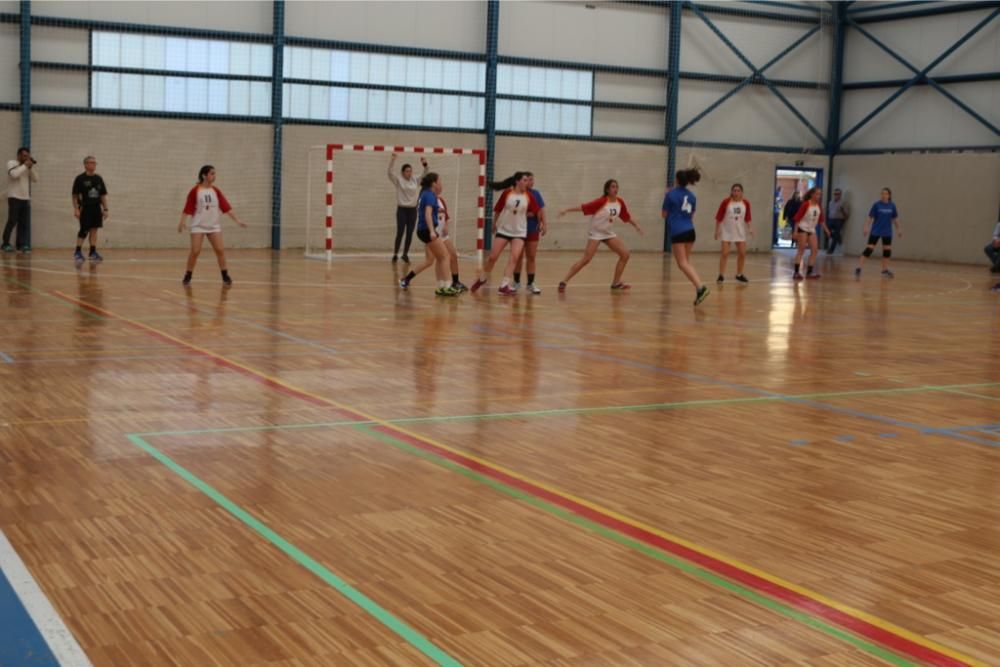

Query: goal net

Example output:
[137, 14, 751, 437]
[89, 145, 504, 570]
[305, 144, 485, 265]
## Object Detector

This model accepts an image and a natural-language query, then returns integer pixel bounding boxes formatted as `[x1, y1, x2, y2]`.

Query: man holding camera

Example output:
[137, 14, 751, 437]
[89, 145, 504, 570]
[2, 147, 38, 253]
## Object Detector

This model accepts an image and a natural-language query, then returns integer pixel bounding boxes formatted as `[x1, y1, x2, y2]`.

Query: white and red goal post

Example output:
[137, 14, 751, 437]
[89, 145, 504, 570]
[322, 144, 486, 266]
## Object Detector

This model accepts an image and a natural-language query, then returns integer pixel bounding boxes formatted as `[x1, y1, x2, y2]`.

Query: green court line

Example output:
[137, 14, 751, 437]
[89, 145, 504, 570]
[356, 425, 916, 667]
[126, 434, 462, 667]
[937, 388, 1000, 401]
[137, 381, 1000, 437]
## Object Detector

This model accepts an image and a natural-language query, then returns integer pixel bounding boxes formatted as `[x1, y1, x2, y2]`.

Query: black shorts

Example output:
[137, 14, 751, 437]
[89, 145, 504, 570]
[495, 232, 524, 242]
[79, 208, 103, 231]
[416, 227, 433, 244]
[867, 235, 892, 247]
[671, 229, 696, 244]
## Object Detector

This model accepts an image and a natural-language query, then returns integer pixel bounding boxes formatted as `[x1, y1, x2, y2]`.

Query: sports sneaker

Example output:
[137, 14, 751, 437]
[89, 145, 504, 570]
[452, 281, 468, 292]
[20, 245, 30, 254]
[74, 249, 84, 263]
[222, 274, 233, 286]
[527, 283, 541, 295]
[513, 282, 522, 291]
[391, 255, 398, 263]
[399, 278, 409, 290]
[498, 284, 517, 296]
[470, 277, 486, 293]
[881, 269, 894, 279]
[793, 272, 804, 281]
[401, 255, 410, 263]
[807, 272, 821, 280]
[854, 267, 862, 277]
[992, 283, 1000, 292]
[694, 285, 710, 305]
[735, 274, 749, 283]
[716, 274, 724, 284]
[1, 243, 12, 252]
[558, 282, 567, 292]
[610, 282, 631, 290]
[89, 249, 103, 262]
[435, 285, 459, 296]
[182, 273, 192, 285]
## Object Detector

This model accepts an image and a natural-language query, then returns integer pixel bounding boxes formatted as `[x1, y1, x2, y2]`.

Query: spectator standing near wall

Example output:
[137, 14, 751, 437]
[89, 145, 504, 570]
[2, 147, 38, 253]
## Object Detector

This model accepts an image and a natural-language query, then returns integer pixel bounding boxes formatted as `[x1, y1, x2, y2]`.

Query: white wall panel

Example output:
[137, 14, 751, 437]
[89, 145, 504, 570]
[844, 9, 999, 81]
[31, 26, 88, 65]
[32, 70, 88, 106]
[594, 72, 666, 106]
[0, 24, 18, 104]
[681, 9, 832, 83]
[499, 1, 667, 69]
[31, 2, 272, 34]
[286, 1, 486, 54]
[679, 82, 828, 147]
[841, 83, 1000, 149]
[593, 109, 663, 141]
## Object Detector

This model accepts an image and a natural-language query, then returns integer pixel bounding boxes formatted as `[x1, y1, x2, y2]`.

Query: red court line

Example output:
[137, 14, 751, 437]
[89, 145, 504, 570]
[48, 289, 980, 667]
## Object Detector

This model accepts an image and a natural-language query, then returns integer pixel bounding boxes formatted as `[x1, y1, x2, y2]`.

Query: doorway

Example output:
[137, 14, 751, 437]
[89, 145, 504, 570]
[772, 166, 823, 248]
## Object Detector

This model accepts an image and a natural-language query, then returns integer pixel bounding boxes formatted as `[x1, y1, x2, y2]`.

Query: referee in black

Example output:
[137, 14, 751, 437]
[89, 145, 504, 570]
[72, 156, 109, 263]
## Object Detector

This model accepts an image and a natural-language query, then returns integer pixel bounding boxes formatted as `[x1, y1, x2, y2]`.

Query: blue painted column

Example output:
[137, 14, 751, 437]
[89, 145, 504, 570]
[825, 1, 847, 238]
[19, 0, 30, 147]
[483, 0, 499, 250]
[664, 0, 682, 252]
[270, 0, 285, 250]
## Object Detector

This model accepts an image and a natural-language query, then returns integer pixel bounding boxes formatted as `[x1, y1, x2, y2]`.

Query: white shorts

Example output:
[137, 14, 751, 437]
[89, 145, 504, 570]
[588, 222, 616, 241]
[190, 223, 222, 235]
[720, 220, 748, 243]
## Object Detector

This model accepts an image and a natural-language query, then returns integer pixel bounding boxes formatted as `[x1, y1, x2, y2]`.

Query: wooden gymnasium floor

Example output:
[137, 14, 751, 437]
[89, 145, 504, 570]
[1, 248, 999, 667]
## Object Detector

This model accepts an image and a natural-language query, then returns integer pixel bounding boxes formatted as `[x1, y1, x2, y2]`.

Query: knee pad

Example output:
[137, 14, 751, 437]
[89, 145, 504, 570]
[883, 249, 891, 258]
[862, 247, 874, 257]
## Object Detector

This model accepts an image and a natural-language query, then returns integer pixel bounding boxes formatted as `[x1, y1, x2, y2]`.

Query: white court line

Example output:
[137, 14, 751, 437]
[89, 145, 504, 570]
[0, 529, 92, 667]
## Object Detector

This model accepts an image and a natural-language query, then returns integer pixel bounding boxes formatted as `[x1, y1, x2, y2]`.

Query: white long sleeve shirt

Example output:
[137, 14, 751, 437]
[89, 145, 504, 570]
[7, 160, 38, 200]
[387, 166, 420, 208]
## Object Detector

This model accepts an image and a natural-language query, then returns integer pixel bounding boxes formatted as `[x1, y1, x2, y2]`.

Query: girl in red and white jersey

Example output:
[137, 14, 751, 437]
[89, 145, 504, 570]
[791, 187, 830, 280]
[177, 165, 246, 285]
[470, 172, 540, 295]
[557, 179, 643, 291]
[398, 194, 466, 291]
[714, 183, 753, 284]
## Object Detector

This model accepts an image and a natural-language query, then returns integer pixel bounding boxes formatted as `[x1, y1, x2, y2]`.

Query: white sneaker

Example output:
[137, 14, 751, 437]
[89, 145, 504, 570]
[513, 282, 522, 290]
[527, 283, 542, 294]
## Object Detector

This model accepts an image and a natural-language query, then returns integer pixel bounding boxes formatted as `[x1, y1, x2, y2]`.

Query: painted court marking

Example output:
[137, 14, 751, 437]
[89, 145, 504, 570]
[42, 290, 983, 667]
[125, 435, 460, 667]
[0, 529, 92, 667]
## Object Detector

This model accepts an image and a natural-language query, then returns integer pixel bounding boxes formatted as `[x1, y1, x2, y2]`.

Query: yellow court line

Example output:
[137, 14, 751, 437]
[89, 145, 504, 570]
[50, 290, 984, 667]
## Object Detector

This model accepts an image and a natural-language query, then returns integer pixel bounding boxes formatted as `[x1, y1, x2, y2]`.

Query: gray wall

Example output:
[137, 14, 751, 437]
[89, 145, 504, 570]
[0, 0, 994, 265]
[841, 6, 999, 149]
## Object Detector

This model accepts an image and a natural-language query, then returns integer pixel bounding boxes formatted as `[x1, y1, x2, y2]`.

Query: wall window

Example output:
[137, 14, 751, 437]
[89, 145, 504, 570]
[281, 47, 485, 127]
[90, 32, 272, 116]
[497, 64, 593, 136]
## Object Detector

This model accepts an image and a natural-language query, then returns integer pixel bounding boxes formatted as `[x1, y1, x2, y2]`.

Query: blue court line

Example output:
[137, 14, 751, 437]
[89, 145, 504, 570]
[476, 323, 1000, 450]
[0, 351, 13, 364]
[0, 568, 59, 666]
[158, 296, 342, 355]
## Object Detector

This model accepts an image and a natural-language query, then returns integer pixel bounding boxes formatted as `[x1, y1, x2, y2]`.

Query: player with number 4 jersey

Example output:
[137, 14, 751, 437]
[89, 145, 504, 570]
[662, 168, 709, 305]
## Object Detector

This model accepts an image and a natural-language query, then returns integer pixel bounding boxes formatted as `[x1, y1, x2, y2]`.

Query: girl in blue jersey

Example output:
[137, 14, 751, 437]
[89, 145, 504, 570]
[661, 168, 709, 305]
[414, 173, 458, 296]
[855, 187, 902, 278]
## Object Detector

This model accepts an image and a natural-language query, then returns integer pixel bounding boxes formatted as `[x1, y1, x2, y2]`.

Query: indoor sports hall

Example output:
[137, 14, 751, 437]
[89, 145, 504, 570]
[1, 1, 998, 665]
